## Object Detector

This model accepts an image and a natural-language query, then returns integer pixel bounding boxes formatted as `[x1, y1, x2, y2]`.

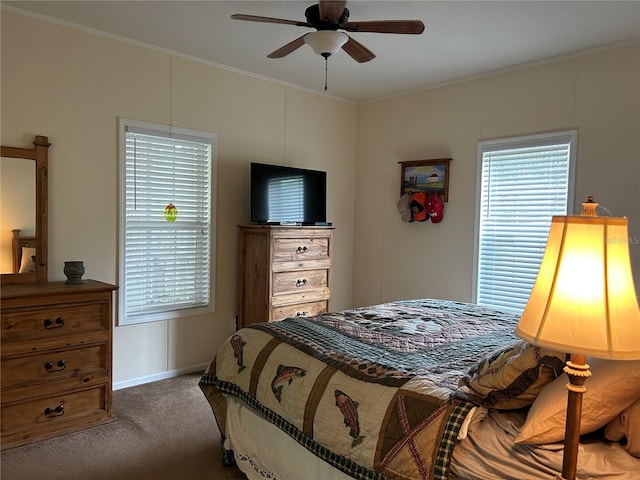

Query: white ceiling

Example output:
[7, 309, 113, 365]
[4, 1, 640, 103]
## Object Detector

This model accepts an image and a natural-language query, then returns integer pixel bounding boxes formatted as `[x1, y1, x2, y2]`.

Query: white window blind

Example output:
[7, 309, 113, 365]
[119, 119, 215, 325]
[474, 131, 576, 313]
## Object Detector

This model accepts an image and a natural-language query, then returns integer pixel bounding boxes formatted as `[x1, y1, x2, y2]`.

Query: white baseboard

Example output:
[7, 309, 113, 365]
[113, 362, 210, 391]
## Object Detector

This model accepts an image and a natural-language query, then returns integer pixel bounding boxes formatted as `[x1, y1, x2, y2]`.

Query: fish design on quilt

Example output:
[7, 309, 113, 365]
[335, 389, 364, 447]
[271, 365, 307, 402]
[229, 335, 246, 373]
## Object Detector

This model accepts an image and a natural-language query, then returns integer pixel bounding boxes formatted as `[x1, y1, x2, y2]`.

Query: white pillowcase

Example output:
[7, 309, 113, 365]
[605, 399, 640, 457]
[515, 358, 640, 445]
[19, 247, 36, 273]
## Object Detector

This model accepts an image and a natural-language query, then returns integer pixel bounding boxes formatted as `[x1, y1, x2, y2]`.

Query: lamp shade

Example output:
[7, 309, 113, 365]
[304, 31, 348, 57]
[516, 215, 640, 359]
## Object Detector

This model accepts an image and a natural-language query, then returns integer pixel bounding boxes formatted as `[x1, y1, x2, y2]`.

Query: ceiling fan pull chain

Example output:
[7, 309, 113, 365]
[324, 54, 329, 90]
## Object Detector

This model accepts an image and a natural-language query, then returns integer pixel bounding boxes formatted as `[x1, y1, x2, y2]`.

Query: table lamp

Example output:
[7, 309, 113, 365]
[515, 197, 640, 480]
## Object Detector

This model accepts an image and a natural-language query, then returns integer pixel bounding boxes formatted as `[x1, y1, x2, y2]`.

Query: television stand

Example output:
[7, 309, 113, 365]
[237, 225, 334, 328]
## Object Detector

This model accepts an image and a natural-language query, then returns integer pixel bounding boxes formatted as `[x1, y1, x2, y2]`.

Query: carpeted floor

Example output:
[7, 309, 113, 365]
[0, 373, 247, 480]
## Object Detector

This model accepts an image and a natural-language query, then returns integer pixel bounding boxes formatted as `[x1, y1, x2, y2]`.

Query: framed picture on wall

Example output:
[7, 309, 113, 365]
[398, 158, 451, 202]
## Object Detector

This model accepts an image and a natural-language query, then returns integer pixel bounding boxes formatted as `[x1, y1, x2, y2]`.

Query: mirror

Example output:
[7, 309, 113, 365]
[1, 158, 35, 273]
[0, 135, 49, 284]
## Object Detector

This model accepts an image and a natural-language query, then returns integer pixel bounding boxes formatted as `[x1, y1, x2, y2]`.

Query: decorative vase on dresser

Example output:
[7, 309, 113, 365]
[237, 225, 333, 329]
[0, 279, 118, 450]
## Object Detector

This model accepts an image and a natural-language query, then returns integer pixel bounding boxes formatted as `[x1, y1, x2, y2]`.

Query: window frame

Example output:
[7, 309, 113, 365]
[472, 130, 577, 313]
[117, 117, 217, 326]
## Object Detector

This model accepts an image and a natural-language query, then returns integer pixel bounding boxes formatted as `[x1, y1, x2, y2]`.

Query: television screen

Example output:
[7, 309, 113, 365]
[251, 162, 327, 225]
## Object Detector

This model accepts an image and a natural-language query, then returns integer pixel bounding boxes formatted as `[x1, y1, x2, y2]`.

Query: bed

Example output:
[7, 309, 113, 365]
[199, 299, 640, 479]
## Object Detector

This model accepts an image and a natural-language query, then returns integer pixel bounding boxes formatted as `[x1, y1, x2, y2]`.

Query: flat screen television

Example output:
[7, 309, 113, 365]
[251, 162, 329, 225]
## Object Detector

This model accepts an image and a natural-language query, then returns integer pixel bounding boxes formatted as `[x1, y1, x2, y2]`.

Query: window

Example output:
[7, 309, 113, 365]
[118, 118, 216, 325]
[473, 131, 576, 314]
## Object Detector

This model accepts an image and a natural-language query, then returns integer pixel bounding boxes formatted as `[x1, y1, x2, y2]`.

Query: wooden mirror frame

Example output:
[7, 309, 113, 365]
[1, 135, 49, 284]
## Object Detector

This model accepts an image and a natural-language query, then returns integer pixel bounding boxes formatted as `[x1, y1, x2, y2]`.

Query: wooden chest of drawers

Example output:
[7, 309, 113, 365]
[238, 225, 333, 328]
[0, 280, 117, 450]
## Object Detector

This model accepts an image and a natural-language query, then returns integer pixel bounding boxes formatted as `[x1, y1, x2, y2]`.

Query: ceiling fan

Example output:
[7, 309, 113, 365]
[231, 1, 425, 64]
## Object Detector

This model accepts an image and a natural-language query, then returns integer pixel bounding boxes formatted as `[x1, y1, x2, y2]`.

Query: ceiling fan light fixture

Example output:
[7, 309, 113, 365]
[304, 31, 348, 57]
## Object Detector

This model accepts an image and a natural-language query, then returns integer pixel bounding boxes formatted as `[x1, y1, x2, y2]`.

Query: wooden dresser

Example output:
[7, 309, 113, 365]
[238, 225, 333, 328]
[1, 280, 117, 450]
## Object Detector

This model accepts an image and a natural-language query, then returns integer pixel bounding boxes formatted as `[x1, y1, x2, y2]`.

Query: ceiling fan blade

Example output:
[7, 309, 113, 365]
[342, 36, 375, 63]
[343, 20, 425, 34]
[268, 35, 307, 58]
[318, 0, 347, 23]
[231, 14, 311, 28]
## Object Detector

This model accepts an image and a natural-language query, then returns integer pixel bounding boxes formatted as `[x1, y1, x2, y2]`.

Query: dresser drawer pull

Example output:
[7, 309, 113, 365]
[44, 404, 65, 418]
[295, 311, 308, 317]
[296, 278, 308, 287]
[296, 246, 309, 254]
[44, 360, 66, 372]
[44, 317, 65, 329]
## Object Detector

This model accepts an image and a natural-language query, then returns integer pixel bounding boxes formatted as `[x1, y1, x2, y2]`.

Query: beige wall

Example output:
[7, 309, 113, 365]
[3, 10, 639, 387]
[1, 11, 356, 387]
[354, 44, 640, 307]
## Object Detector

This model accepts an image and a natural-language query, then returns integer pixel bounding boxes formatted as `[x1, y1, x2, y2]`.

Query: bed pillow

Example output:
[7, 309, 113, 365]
[605, 399, 640, 457]
[19, 247, 36, 273]
[516, 358, 640, 445]
[458, 340, 566, 410]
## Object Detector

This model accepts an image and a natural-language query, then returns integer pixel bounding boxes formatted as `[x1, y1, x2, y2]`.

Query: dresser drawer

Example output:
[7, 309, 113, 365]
[271, 289, 331, 308]
[272, 269, 329, 295]
[1, 344, 108, 391]
[272, 300, 328, 321]
[1, 384, 111, 447]
[1, 301, 109, 343]
[273, 237, 330, 261]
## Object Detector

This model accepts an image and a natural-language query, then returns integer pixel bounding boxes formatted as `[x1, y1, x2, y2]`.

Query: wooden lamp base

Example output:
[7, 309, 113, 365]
[558, 354, 591, 480]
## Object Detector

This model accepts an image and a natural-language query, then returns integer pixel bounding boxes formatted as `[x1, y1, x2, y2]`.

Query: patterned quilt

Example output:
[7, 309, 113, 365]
[200, 299, 520, 480]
